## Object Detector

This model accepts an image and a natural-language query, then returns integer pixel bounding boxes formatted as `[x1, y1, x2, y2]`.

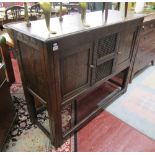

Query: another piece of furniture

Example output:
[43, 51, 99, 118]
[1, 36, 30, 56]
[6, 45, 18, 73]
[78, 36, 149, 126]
[0, 36, 16, 151]
[6, 10, 144, 147]
[1, 33, 44, 110]
[30, 3, 41, 14]
[52, 6, 68, 17]
[130, 14, 155, 81]
[5, 5, 25, 23]
[29, 3, 42, 20]
[0, 35, 15, 84]
[62, 2, 80, 13]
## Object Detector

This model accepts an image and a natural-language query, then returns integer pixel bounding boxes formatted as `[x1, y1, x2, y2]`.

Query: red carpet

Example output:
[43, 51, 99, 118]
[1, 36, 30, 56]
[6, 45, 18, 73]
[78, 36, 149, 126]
[77, 111, 155, 152]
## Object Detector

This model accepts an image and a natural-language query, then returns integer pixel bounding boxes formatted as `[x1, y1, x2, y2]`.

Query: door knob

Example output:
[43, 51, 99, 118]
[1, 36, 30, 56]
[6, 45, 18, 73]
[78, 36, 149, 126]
[142, 26, 145, 30]
[90, 65, 95, 68]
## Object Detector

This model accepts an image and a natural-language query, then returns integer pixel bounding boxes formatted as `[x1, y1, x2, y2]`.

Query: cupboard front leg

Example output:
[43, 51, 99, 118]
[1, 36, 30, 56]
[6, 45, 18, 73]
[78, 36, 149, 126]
[122, 67, 130, 92]
[43, 43, 63, 147]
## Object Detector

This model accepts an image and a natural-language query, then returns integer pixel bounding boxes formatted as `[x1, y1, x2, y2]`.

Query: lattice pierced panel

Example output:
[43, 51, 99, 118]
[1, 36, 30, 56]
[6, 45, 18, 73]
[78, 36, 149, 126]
[97, 33, 118, 58]
[95, 60, 113, 82]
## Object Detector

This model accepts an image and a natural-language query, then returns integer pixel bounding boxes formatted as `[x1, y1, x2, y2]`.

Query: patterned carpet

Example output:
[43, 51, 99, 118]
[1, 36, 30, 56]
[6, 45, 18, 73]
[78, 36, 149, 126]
[106, 66, 155, 141]
[3, 84, 74, 152]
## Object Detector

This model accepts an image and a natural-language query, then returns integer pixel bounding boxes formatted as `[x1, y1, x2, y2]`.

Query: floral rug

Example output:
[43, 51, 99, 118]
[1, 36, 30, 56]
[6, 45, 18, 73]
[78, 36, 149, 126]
[3, 84, 74, 152]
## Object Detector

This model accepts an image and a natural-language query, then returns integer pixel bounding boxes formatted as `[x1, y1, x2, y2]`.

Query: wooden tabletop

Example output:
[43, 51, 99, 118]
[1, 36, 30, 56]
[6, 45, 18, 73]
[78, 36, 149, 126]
[5, 10, 145, 42]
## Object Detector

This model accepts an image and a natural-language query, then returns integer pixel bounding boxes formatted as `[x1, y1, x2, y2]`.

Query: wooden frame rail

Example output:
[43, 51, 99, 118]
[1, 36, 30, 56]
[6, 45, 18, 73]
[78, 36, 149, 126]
[0, 36, 15, 84]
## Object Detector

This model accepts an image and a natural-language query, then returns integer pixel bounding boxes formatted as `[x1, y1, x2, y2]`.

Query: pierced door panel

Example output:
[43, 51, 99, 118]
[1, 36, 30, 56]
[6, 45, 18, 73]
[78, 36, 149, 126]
[97, 33, 118, 58]
[95, 59, 114, 82]
[92, 33, 120, 84]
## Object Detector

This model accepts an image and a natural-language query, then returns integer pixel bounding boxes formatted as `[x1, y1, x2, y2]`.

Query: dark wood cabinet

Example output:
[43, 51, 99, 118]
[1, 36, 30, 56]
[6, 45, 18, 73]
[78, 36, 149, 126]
[130, 14, 155, 81]
[6, 10, 144, 147]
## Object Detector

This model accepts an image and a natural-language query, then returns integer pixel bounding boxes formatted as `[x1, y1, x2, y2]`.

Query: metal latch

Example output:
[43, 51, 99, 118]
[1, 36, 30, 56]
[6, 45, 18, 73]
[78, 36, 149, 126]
[52, 43, 59, 51]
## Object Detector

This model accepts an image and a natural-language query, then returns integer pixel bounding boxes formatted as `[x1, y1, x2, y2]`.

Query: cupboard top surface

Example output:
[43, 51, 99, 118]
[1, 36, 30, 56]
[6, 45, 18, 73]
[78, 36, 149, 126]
[5, 10, 144, 42]
[143, 13, 155, 22]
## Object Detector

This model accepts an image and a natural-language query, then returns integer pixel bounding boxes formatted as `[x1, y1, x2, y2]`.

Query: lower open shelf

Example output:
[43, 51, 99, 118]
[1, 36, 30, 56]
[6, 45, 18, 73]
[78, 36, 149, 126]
[36, 69, 127, 142]
[61, 80, 122, 138]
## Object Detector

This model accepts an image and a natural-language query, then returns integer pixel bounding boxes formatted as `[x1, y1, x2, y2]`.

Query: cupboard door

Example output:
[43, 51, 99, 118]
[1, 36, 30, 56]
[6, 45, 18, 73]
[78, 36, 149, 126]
[92, 32, 120, 84]
[59, 43, 93, 99]
[117, 29, 136, 65]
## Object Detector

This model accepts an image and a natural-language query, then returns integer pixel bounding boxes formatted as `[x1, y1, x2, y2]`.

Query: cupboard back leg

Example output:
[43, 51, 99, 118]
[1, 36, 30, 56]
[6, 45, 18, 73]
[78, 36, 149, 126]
[24, 88, 38, 123]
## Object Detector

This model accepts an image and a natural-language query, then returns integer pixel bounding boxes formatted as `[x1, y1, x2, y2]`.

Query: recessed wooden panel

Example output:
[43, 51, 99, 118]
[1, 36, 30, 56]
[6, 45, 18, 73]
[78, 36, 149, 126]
[18, 41, 47, 100]
[117, 30, 135, 64]
[60, 46, 91, 97]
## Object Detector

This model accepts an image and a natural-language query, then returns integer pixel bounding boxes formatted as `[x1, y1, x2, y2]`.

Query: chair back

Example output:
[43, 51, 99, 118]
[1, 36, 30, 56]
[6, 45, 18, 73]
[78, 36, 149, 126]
[5, 5, 25, 22]
[30, 3, 41, 13]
